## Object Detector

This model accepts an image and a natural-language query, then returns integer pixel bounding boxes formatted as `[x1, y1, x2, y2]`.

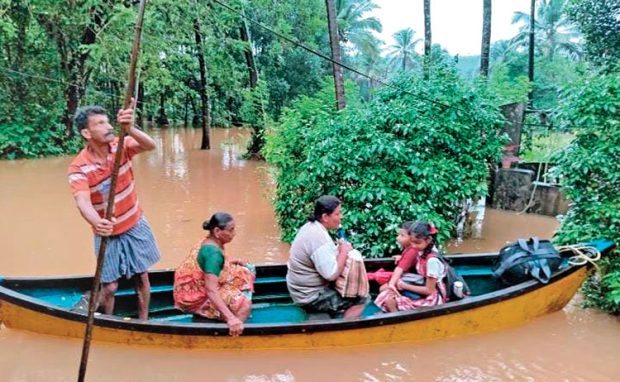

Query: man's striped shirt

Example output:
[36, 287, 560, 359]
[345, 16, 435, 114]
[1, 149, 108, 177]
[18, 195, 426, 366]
[68, 137, 144, 235]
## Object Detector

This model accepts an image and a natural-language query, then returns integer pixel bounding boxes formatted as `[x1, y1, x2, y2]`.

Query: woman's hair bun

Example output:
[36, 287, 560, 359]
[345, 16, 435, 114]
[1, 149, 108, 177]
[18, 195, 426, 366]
[203, 212, 233, 231]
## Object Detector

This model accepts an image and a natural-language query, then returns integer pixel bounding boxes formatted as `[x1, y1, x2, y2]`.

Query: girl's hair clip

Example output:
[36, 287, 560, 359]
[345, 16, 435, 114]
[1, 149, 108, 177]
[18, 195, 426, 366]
[428, 222, 438, 235]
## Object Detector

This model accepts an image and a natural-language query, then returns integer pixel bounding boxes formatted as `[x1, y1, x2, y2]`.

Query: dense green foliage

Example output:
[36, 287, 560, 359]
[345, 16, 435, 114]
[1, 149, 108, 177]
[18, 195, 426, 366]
[2, 0, 601, 158]
[566, 0, 620, 68]
[1, 0, 618, 313]
[510, 0, 582, 60]
[0, 0, 338, 159]
[264, 62, 505, 256]
[551, 71, 620, 313]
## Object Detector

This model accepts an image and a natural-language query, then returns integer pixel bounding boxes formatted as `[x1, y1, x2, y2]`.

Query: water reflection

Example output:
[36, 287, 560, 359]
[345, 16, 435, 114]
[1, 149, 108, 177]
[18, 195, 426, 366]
[220, 130, 247, 170]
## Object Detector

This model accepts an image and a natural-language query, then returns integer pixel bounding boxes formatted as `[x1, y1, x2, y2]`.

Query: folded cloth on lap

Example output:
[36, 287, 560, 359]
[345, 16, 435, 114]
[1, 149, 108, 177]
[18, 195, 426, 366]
[336, 249, 370, 298]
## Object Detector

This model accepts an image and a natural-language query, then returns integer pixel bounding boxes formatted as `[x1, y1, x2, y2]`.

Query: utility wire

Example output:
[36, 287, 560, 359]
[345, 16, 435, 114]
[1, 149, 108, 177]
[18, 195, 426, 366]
[0, 66, 121, 101]
[211, 0, 460, 113]
[1, 3, 599, 132]
[211, 0, 599, 132]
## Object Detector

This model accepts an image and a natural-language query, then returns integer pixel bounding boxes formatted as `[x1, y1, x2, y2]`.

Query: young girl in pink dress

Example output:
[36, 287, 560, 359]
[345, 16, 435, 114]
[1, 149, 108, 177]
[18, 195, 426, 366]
[373, 221, 419, 291]
[374, 221, 447, 312]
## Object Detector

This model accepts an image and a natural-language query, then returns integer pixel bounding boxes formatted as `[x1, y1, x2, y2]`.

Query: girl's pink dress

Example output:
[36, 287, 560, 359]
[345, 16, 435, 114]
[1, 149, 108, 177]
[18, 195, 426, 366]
[374, 252, 447, 311]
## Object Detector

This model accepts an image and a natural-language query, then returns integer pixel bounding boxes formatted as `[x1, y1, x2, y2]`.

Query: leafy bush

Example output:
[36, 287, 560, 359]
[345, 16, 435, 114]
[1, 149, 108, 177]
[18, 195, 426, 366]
[0, 107, 82, 159]
[485, 63, 531, 106]
[264, 63, 505, 257]
[551, 70, 620, 314]
[520, 131, 574, 163]
[566, 0, 620, 68]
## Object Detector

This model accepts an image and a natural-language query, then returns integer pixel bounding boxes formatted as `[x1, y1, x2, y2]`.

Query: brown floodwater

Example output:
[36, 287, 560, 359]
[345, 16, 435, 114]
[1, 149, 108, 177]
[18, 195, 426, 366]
[1, 127, 618, 381]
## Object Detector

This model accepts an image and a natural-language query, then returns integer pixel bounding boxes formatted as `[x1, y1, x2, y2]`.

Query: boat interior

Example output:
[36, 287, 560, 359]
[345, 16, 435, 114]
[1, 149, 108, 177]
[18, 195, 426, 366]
[3, 253, 573, 325]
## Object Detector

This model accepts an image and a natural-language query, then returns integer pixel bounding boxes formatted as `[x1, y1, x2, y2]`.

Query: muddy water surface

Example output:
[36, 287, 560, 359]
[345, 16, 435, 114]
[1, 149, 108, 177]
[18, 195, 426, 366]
[1, 128, 618, 381]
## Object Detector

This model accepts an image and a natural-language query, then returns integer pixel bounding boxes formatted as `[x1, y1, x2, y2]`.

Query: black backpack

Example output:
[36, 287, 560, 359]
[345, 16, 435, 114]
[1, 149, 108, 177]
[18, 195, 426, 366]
[493, 237, 562, 285]
[435, 254, 471, 301]
[402, 254, 471, 301]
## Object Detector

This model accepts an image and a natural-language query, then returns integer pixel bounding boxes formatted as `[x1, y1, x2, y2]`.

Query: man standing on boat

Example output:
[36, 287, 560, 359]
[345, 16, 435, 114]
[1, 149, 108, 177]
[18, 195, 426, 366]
[67, 103, 160, 320]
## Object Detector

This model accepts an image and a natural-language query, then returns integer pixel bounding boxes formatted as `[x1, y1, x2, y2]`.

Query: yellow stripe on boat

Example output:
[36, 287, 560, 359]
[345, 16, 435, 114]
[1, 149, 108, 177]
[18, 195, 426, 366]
[0, 267, 587, 350]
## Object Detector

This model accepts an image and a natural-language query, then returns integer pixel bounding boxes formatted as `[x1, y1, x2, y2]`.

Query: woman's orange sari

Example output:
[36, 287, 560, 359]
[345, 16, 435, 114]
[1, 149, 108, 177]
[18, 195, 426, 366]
[173, 240, 255, 320]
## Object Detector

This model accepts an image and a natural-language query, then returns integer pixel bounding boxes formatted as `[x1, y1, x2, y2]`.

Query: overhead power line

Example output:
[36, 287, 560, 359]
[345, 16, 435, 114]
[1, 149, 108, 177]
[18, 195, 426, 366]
[1, 3, 600, 132]
[211, 0, 600, 132]
[211, 0, 460, 113]
[0, 66, 121, 101]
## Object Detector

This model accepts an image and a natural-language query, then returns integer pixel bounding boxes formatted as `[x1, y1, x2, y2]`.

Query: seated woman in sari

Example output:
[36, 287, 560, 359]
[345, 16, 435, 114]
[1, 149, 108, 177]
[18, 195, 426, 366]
[173, 212, 255, 336]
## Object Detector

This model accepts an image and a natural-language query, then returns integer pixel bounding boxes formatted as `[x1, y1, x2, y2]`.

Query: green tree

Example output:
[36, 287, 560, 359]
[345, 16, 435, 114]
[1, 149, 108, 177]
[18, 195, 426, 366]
[325, 0, 346, 109]
[265, 60, 505, 256]
[551, 71, 620, 314]
[34, 1, 131, 134]
[480, 0, 492, 77]
[248, 0, 328, 117]
[386, 28, 421, 72]
[565, 0, 620, 68]
[511, 0, 582, 60]
[349, 42, 387, 100]
[336, 0, 382, 54]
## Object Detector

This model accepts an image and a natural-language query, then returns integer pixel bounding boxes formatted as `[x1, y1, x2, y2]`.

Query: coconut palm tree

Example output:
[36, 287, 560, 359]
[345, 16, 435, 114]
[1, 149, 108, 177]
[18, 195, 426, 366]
[386, 28, 422, 72]
[336, 0, 383, 54]
[510, 0, 582, 60]
[480, 0, 492, 77]
[423, 0, 431, 57]
[489, 40, 514, 64]
[326, 0, 346, 109]
[350, 41, 387, 99]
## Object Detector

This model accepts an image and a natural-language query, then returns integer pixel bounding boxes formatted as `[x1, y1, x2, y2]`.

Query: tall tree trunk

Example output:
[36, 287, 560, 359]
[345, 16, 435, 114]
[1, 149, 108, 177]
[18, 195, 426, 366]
[157, 92, 169, 126]
[111, 80, 119, 114]
[480, 0, 492, 77]
[190, 96, 200, 126]
[528, 0, 535, 105]
[423, 0, 432, 79]
[325, 0, 346, 110]
[38, 4, 111, 137]
[183, 93, 189, 128]
[8, 1, 30, 102]
[423, 0, 432, 56]
[239, 12, 266, 157]
[194, 18, 211, 150]
[63, 80, 82, 136]
[239, 20, 258, 88]
[136, 82, 145, 128]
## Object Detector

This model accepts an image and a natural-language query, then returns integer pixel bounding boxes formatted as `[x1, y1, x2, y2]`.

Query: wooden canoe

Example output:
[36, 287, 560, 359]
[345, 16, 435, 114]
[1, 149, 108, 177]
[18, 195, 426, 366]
[0, 241, 614, 349]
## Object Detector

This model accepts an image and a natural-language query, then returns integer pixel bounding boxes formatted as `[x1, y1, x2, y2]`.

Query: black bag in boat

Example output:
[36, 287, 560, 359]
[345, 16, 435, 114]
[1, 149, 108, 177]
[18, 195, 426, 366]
[493, 237, 562, 285]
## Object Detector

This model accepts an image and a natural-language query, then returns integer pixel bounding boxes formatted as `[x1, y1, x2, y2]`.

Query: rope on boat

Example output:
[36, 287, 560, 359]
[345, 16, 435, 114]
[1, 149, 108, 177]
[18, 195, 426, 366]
[557, 244, 602, 273]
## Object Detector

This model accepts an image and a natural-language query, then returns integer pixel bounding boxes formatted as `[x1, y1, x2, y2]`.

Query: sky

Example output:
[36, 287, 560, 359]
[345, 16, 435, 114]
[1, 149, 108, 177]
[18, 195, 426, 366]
[370, 0, 532, 56]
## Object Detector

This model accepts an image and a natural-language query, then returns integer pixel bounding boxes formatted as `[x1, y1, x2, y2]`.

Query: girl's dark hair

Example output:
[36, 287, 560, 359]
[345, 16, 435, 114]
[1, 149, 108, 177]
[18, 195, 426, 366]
[401, 221, 415, 233]
[203, 212, 233, 231]
[409, 220, 438, 257]
[308, 195, 341, 222]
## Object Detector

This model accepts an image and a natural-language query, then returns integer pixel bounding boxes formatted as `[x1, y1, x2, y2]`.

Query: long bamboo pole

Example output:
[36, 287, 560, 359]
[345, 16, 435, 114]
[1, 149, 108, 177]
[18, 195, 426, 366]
[77, 1, 148, 380]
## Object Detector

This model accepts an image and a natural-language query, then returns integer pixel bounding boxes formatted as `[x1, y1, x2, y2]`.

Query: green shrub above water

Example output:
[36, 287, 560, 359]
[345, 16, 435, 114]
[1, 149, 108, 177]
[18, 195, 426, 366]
[551, 70, 620, 314]
[0, 108, 83, 160]
[264, 64, 505, 257]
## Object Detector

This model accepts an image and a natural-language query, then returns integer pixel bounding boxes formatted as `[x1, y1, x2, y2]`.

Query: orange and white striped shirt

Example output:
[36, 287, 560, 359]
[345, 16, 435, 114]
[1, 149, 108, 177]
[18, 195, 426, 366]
[67, 137, 144, 235]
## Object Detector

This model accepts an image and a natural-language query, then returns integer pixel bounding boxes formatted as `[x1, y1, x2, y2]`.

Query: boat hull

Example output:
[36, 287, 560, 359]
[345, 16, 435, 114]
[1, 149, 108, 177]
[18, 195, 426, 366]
[0, 267, 588, 349]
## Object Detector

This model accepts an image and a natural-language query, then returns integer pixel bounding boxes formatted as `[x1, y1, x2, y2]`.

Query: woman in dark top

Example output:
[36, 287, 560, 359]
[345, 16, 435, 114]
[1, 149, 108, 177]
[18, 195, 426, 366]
[173, 212, 255, 336]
